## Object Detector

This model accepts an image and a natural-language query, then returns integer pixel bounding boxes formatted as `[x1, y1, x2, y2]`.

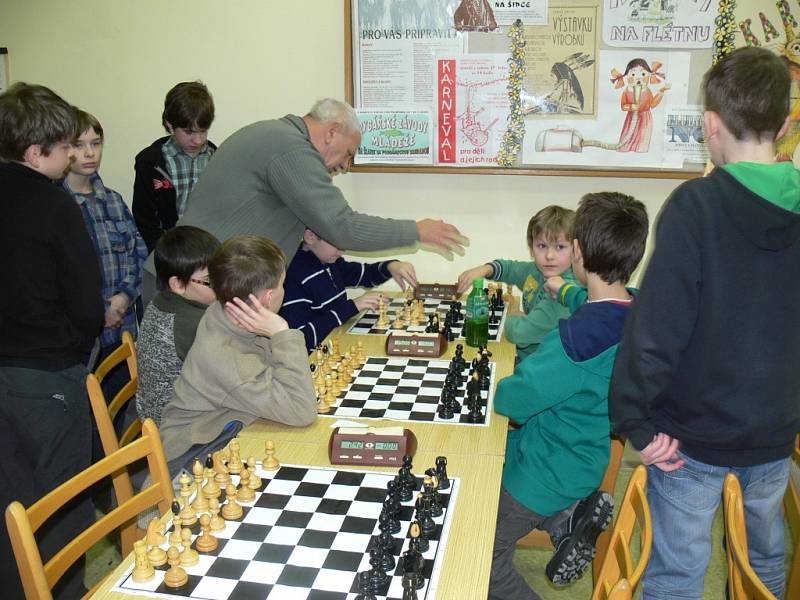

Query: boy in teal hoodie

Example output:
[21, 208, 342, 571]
[488, 192, 649, 599]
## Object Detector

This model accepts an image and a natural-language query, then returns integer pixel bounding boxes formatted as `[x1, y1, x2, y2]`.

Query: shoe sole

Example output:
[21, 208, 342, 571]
[546, 491, 614, 586]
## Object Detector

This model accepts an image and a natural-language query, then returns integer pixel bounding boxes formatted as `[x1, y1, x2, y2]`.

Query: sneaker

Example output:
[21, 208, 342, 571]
[545, 490, 614, 586]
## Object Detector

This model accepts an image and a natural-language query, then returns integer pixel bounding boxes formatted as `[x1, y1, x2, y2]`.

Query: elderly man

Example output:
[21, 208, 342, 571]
[174, 98, 465, 268]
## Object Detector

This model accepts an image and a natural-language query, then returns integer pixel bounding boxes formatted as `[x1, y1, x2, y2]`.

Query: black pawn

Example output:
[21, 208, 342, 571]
[468, 400, 484, 424]
[402, 572, 419, 600]
[437, 399, 454, 419]
[368, 547, 389, 588]
[356, 570, 377, 600]
[382, 499, 400, 534]
[395, 474, 413, 502]
[435, 456, 450, 490]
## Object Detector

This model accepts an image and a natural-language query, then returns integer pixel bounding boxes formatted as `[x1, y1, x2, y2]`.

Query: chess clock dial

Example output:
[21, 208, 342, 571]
[329, 427, 417, 466]
[385, 332, 447, 357]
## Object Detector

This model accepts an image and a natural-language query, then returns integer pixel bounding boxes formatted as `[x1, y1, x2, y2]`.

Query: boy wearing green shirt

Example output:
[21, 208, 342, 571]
[488, 192, 648, 599]
[457, 205, 576, 360]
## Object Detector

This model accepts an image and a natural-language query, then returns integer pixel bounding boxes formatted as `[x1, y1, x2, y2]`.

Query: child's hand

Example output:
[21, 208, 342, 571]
[640, 433, 685, 472]
[543, 276, 566, 299]
[225, 294, 288, 337]
[387, 261, 418, 290]
[456, 264, 492, 295]
[354, 292, 385, 312]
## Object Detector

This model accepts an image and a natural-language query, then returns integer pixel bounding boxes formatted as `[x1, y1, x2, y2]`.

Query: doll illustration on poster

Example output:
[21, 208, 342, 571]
[611, 58, 671, 152]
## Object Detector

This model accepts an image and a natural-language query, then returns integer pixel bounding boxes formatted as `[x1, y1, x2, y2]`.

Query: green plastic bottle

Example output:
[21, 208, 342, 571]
[464, 278, 489, 348]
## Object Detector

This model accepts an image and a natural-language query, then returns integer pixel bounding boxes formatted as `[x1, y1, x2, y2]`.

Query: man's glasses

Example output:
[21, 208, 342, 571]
[191, 278, 212, 288]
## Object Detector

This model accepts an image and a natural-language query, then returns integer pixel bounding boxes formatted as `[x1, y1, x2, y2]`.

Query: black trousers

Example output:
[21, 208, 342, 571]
[0, 364, 94, 600]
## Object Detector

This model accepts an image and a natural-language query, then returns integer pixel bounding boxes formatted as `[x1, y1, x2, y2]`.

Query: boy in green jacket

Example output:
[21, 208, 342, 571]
[488, 192, 648, 599]
[457, 205, 576, 360]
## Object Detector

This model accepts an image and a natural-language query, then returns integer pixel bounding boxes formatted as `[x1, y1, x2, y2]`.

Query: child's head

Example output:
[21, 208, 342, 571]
[302, 228, 343, 264]
[68, 110, 104, 177]
[161, 81, 215, 157]
[702, 47, 790, 158]
[526, 205, 575, 279]
[571, 192, 648, 286]
[209, 236, 287, 312]
[154, 225, 221, 304]
[0, 82, 77, 178]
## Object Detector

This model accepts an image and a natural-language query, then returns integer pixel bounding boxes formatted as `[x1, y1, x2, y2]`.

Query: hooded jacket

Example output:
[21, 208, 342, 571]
[610, 164, 800, 466]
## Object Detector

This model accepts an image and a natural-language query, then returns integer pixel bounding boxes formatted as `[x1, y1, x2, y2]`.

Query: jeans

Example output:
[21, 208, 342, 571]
[642, 451, 790, 600]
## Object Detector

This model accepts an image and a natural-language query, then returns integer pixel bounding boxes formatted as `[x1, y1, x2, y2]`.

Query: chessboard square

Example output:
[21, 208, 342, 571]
[254, 491, 290, 510]
[410, 411, 437, 421]
[330, 530, 372, 551]
[297, 528, 337, 548]
[394, 384, 422, 393]
[263, 584, 312, 600]
[294, 481, 329, 498]
[264, 478, 301, 496]
[228, 580, 274, 600]
[415, 395, 439, 404]
[383, 364, 406, 373]
[410, 402, 438, 413]
[330, 406, 362, 418]
[240, 559, 285, 584]
[265, 525, 305, 545]
[312, 566, 359, 593]
[323, 483, 360, 501]
[357, 408, 385, 419]
[242, 506, 281, 526]
[276, 564, 320, 588]
[308, 511, 347, 532]
[154, 573, 203, 596]
[366, 391, 393, 400]
[307, 590, 348, 600]
[301, 468, 338, 485]
[340, 515, 375, 534]
[421, 377, 445, 386]
[320, 549, 364, 573]
[252, 542, 294, 564]
[363, 399, 390, 410]
[347, 499, 383, 519]
[384, 409, 414, 421]
[287, 545, 330, 568]
[273, 466, 308, 481]
[408, 358, 432, 367]
[387, 401, 413, 412]
[330, 470, 366, 487]
[192, 575, 240, 599]
[340, 393, 368, 403]
[397, 506, 416, 521]
[367, 357, 389, 365]
[275, 510, 313, 528]
[400, 372, 424, 381]
[230, 522, 270, 542]
[217, 539, 262, 561]
[284, 494, 322, 513]
[359, 473, 391, 488]
[119, 569, 163, 591]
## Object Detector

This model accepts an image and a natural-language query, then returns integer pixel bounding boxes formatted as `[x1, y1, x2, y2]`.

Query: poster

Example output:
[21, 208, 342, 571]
[0, 49, 8, 95]
[435, 54, 510, 166]
[522, 4, 599, 116]
[603, 0, 716, 48]
[663, 105, 709, 165]
[355, 110, 433, 164]
[354, 0, 465, 108]
[523, 49, 690, 169]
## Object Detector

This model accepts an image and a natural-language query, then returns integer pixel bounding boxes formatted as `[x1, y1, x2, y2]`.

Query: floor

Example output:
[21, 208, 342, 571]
[85, 443, 797, 599]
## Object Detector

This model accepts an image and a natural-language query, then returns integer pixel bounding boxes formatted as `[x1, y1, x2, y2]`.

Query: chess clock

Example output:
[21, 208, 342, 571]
[414, 282, 459, 300]
[385, 332, 447, 357]
[329, 427, 417, 466]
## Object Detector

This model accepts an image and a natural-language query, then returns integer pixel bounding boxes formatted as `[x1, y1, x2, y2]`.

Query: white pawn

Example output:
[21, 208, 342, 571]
[263, 440, 280, 470]
[179, 527, 199, 567]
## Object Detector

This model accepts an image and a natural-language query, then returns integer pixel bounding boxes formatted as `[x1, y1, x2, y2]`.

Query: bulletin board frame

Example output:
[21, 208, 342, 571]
[344, 0, 710, 179]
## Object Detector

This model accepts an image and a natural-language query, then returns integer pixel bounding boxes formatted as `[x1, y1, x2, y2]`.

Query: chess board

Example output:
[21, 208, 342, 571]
[346, 297, 508, 342]
[320, 356, 495, 427]
[112, 463, 459, 600]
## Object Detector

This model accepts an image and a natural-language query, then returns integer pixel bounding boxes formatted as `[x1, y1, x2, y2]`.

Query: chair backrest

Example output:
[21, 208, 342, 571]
[591, 465, 652, 600]
[92, 330, 141, 448]
[517, 434, 625, 584]
[723, 473, 778, 600]
[5, 419, 173, 600]
[783, 435, 800, 600]
[607, 578, 632, 600]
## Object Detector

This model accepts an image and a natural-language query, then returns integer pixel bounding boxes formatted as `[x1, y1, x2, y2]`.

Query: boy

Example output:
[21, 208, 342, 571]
[281, 228, 418, 352]
[0, 83, 104, 599]
[158, 235, 317, 471]
[610, 47, 800, 600]
[61, 110, 147, 380]
[489, 192, 648, 600]
[136, 226, 220, 426]
[132, 81, 216, 252]
[457, 205, 576, 360]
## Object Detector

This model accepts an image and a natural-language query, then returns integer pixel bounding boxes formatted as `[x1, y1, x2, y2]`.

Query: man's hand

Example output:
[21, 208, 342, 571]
[353, 292, 385, 312]
[543, 276, 566, 299]
[640, 432, 685, 472]
[105, 293, 129, 328]
[456, 264, 492, 295]
[417, 219, 468, 259]
[387, 261, 417, 290]
[225, 294, 288, 337]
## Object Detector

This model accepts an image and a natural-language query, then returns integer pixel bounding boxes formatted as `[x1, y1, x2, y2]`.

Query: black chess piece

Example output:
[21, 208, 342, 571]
[489, 303, 498, 325]
[368, 546, 389, 588]
[382, 498, 400, 534]
[205, 453, 214, 470]
[371, 534, 396, 572]
[401, 572, 419, 600]
[435, 456, 450, 490]
[468, 400, 485, 424]
[171, 498, 180, 516]
[423, 478, 443, 518]
[437, 399, 454, 419]
[394, 474, 413, 502]
[415, 495, 436, 536]
[356, 570, 377, 600]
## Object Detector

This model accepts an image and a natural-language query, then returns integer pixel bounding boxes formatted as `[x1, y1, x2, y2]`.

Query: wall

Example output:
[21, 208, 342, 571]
[0, 0, 686, 285]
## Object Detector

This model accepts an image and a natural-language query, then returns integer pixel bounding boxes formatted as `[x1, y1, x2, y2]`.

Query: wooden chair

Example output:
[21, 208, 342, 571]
[5, 419, 173, 600]
[517, 434, 626, 583]
[90, 330, 141, 450]
[723, 473, 777, 600]
[606, 578, 632, 600]
[783, 435, 800, 600]
[591, 464, 652, 600]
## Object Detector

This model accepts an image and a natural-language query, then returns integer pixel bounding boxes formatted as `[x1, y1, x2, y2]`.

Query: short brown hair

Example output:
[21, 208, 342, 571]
[573, 192, 648, 285]
[155, 226, 221, 288]
[162, 81, 215, 132]
[526, 205, 575, 248]
[0, 82, 77, 161]
[703, 47, 790, 142]
[74, 109, 103, 141]
[209, 236, 286, 305]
